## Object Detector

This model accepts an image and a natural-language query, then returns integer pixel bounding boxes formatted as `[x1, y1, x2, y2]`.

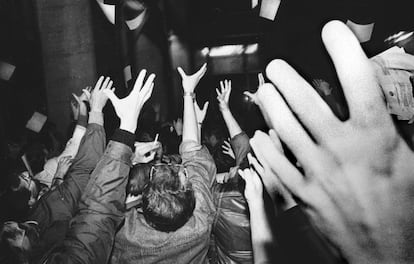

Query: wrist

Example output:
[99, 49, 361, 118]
[54, 171, 64, 179]
[90, 107, 102, 113]
[220, 107, 231, 113]
[120, 122, 137, 134]
[248, 198, 265, 209]
[183, 92, 195, 99]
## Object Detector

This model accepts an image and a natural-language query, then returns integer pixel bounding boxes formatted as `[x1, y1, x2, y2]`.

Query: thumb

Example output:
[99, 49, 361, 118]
[72, 93, 81, 104]
[177, 67, 186, 79]
[243, 91, 257, 102]
[238, 169, 246, 181]
[195, 63, 207, 78]
[202, 101, 209, 112]
[103, 89, 119, 104]
[258, 73, 265, 86]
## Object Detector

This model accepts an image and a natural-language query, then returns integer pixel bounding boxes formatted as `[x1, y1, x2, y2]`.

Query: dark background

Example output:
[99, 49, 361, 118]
[1, 0, 413, 145]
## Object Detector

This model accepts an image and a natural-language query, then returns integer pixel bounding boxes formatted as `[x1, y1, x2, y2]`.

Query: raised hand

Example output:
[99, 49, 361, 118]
[244, 73, 264, 103]
[258, 20, 414, 263]
[90, 76, 113, 112]
[216, 79, 232, 111]
[222, 139, 235, 159]
[104, 69, 155, 133]
[71, 86, 93, 119]
[238, 166, 263, 206]
[70, 100, 80, 121]
[132, 141, 161, 165]
[72, 93, 87, 117]
[177, 63, 207, 93]
[54, 156, 73, 180]
[194, 101, 209, 125]
[312, 79, 332, 96]
[80, 86, 92, 102]
[248, 133, 296, 210]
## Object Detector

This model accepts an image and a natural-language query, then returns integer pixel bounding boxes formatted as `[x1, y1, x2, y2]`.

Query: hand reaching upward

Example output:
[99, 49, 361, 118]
[177, 63, 207, 93]
[104, 69, 155, 133]
[71, 86, 93, 119]
[222, 139, 235, 160]
[194, 101, 209, 125]
[216, 79, 231, 111]
[90, 76, 114, 112]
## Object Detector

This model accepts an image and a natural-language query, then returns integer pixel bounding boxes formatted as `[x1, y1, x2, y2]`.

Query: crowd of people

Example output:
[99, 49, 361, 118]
[1, 20, 414, 264]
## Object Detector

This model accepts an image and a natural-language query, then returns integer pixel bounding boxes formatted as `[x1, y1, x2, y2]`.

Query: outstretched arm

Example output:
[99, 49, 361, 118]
[42, 70, 155, 264]
[28, 77, 113, 234]
[178, 63, 207, 144]
[194, 100, 209, 142]
[216, 79, 242, 138]
[239, 164, 275, 264]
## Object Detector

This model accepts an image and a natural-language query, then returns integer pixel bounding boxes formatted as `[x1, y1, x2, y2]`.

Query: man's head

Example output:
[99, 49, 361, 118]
[142, 164, 195, 232]
[0, 221, 39, 264]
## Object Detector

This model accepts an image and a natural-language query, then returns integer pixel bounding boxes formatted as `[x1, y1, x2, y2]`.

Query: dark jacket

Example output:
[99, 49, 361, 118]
[28, 113, 106, 263]
[40, 129, 134, 264]
[210, 132, 253, 264]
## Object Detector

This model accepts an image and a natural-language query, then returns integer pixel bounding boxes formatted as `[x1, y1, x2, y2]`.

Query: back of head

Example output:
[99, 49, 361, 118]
[142, 165, 195, 232]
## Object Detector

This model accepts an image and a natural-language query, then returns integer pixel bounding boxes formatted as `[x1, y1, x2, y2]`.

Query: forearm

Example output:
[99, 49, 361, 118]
[183, 95, 199, 143]
[221, 109, 242, 138]
[197, 123, 202, 142]
[68, 110, 106, 172]
[59, 114, 88, 159]
[249, 201, 275, 264]
[55, 112, 106, 214]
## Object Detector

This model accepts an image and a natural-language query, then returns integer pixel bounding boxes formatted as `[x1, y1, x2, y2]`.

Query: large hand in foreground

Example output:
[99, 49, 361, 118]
[177, 63, 207, 93]
[104, 70, 155, 133]
[258, 21, 414, 263]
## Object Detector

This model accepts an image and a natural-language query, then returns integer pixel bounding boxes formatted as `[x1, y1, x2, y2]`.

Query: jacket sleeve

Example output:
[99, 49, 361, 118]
[41, 135, 133, 264]
[230, 132, 250, 167]
[58, 112, 107, 216]
[223, 132, 250, 182]
[28, 113, 106, 232]
[34, 114, 88, 187]
[180, 140, 216, 185]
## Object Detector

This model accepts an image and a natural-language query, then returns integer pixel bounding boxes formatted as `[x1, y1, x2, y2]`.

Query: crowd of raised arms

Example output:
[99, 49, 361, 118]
[1, 21, 414, 264]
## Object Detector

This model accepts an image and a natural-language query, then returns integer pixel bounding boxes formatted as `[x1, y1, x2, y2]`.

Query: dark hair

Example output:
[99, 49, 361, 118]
[142, 165, 195, 232]
[127, 163, 152, 196]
